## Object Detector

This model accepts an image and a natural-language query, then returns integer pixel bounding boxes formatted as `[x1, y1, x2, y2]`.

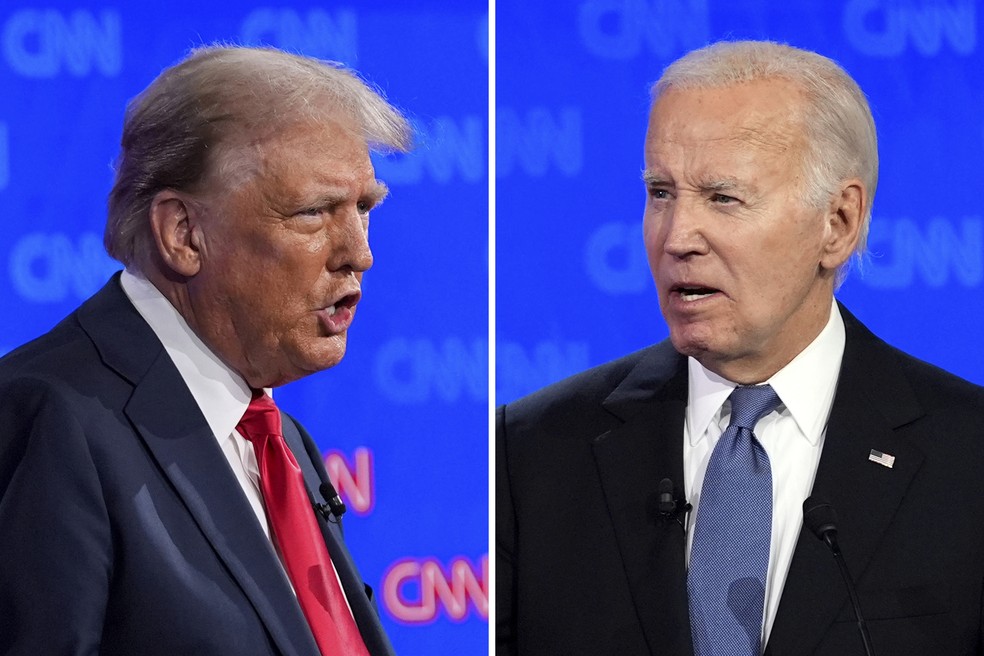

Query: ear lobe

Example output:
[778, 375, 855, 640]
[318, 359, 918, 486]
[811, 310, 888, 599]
[149, 190, 203, 277]
[820, 180, 865, 271]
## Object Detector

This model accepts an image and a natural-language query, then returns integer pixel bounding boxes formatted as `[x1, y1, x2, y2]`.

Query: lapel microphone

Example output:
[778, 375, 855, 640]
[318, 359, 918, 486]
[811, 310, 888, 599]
[803, 496, 875, 656]
[657, 478, 691, 529]
[315, 481, 347, 524]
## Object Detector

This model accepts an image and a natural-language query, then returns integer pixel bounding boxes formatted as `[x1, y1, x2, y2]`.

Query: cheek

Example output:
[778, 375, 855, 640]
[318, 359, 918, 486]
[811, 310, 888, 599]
[300, 232, 329, 256]
[754, 214, 823, 274]
[642, 205, 664, 239]
[259, 237, 330, 288]
[642, 213, 663, 261]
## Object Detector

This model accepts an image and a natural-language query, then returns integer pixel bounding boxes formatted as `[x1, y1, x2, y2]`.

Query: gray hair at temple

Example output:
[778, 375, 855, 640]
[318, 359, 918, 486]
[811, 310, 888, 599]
[105, 45, 412, 270]
[652, 40, 878, 283]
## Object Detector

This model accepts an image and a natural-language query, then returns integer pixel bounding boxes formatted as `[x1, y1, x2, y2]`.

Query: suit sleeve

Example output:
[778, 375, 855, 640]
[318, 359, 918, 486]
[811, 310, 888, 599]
[496, 405, 519, 656]
[0, 378, 112, 655]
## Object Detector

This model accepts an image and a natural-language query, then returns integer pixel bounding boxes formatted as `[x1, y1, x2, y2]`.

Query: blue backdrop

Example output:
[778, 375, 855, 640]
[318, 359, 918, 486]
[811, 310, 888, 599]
[496, 0, 984, 406]
[0, 2, 488, 654]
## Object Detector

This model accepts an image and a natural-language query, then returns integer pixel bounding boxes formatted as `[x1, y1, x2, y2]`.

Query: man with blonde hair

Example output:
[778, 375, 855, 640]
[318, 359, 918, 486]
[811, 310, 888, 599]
[498, 40, 984, 655]
[0, 45, 409, 655]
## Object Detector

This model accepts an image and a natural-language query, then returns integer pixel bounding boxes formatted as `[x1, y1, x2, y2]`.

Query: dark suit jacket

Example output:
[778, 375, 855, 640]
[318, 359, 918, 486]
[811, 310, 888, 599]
[497, 305, 984, 655]
[0, 275, 394, 656]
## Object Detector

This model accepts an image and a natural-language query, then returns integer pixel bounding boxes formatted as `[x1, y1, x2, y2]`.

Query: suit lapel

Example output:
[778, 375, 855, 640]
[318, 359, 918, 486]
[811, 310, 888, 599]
[766, 307, 925, 655]
[591, 345, 695, 656]
[79, 276, 320, 656]
[282, 417, 396, 656]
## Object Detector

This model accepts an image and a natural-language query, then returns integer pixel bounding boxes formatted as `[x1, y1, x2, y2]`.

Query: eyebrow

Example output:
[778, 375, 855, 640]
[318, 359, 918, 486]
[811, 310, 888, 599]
[642, 170, 751, 193]
[301, 180, 390, 210]
[642, 170, 672, 187]
[702, 179, 741, 192]
[368, 180, 390, 206]
[697, 177, 765, 199]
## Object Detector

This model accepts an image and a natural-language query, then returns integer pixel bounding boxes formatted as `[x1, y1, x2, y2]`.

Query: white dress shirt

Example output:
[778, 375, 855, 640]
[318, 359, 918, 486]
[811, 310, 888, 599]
[684, 299, 845, 647]
[120, 270, 353, 613]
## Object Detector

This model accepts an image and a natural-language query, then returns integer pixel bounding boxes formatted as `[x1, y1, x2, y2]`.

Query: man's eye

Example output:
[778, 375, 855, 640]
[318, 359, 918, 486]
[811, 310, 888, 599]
[649, 188, 670, 200]
[357, 201, 373, 216]
[298, 207, 325, 217]
[712, 193, 738, 204]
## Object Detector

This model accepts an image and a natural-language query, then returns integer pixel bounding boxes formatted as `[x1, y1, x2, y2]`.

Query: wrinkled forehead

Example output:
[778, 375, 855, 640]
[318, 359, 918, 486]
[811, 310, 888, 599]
[645, 81, 810, 164]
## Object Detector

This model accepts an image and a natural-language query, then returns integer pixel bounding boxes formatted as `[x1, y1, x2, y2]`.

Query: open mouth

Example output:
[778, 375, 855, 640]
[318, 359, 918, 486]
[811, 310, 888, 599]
[325, 291, 360, 316]
[318, 291, 362, 334]
[674, 286, 719, 302]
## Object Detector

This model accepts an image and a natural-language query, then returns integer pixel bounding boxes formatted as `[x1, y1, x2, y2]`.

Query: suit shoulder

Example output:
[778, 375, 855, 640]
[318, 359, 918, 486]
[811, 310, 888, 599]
[0, 313, 136, 419]
[891, 345, 984, 412]
[500, 341, 678, 429]
[842, 305, 984, 418]
[0, 312, 94, 384]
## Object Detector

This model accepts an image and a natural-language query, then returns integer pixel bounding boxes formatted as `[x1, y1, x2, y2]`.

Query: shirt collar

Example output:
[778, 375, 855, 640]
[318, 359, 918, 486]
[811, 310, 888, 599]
[686, 299, 846, 446]
[120, 269, 254, 440]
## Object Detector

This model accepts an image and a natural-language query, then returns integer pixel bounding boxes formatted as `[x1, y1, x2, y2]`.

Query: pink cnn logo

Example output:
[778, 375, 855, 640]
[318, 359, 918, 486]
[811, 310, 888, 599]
[382, 555, 488, 623]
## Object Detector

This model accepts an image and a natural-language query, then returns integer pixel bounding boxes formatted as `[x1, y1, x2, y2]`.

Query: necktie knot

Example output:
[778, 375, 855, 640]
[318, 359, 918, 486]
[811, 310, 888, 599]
[237, 391, 282, 443]
[728, 384, 781, 431]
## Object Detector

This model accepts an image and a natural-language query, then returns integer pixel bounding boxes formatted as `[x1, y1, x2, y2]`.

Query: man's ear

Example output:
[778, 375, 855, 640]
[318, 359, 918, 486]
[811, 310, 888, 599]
[148, 190, 204, 277]
[820, 179, 865, 272]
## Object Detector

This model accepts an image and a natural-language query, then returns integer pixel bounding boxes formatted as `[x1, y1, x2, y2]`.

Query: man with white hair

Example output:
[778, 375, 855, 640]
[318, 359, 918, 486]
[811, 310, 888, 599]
[497, 40, 984, 655]
[0, 46, 409, 655]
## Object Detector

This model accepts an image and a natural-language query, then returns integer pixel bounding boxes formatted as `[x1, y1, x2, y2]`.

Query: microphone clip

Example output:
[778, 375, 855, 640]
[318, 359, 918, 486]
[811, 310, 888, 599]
[657, 478, 692, 530]
[314, 481, 347, 524]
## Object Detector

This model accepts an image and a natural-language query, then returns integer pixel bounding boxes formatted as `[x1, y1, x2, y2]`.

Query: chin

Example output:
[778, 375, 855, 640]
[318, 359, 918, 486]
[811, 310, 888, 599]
[667, 321, 695, 348]
[668, 326, 715, 360]
[304, 335, 349, 371]
[670, 339, 705, 360]
[266, 336, 347, 386]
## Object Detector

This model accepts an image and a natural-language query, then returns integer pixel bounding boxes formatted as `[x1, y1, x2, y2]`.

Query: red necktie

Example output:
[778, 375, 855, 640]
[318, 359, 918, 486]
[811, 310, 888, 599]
[237, 392, 370, 656]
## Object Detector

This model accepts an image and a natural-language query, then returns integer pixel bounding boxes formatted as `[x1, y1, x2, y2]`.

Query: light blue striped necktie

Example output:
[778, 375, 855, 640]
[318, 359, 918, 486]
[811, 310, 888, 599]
[688, 384, 782, 656]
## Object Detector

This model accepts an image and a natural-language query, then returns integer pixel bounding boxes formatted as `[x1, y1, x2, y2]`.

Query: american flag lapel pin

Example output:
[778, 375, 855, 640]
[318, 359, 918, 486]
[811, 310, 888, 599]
[868, 449, 896, 469]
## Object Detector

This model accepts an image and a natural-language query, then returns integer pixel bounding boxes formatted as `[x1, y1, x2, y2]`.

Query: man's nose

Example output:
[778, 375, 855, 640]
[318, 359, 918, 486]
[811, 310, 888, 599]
[661, 201, 709, 258]
[327, 210, 374, 273]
